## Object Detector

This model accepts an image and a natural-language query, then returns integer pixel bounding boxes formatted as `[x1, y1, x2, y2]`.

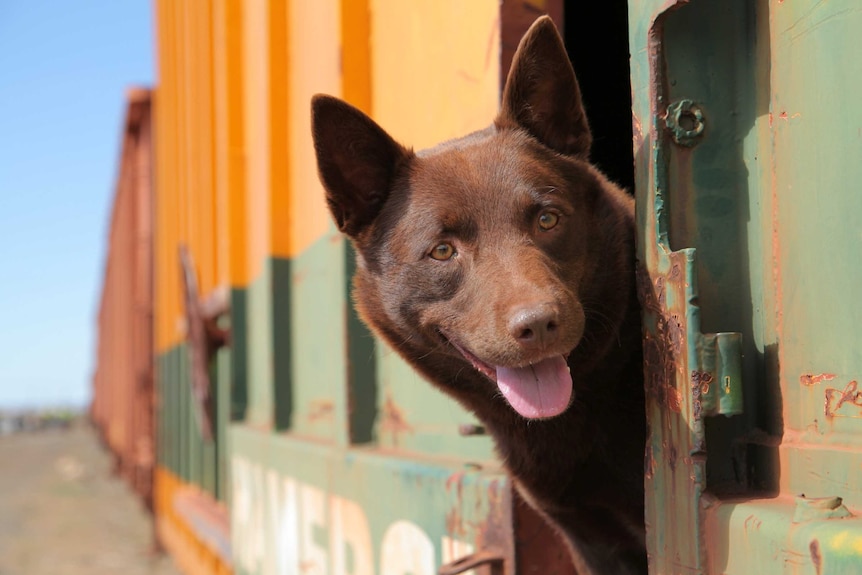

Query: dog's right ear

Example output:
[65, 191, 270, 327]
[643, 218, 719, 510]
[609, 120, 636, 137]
[311, 95, 412, 238]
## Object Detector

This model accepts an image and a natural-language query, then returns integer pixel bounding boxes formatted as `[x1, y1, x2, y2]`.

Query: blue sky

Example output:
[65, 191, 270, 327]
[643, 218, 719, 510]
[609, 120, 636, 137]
[0, 2, 154, 408]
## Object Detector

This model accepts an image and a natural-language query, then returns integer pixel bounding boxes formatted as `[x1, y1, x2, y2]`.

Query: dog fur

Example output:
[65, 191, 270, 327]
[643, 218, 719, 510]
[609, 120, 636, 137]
[311, 16, 646, 575]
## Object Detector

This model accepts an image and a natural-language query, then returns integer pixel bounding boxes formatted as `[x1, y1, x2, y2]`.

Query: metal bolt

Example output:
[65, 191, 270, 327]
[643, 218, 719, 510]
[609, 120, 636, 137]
[666, 99, 705, 147]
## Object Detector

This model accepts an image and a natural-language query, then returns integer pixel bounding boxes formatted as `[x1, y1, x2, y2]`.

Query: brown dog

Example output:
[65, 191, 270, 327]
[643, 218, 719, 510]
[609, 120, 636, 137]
[311, 16, 645, 575]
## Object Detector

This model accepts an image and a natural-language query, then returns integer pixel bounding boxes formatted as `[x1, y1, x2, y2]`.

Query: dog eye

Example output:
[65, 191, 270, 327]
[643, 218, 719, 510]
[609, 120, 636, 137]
[429, 243, 455, 261]
[538, 210, 560, 231]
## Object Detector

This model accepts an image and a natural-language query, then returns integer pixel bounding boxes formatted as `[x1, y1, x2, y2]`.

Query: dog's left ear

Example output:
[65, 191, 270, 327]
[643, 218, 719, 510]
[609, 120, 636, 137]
[496, 16, 592, 158]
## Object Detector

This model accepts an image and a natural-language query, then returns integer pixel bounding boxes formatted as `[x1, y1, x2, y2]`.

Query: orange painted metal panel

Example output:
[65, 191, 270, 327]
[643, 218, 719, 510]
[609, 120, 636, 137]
[241, 0, 292, 279]
[370, 0, 501, 148]
[287, 0, 341, 258]
[155, 0, 236, 352]
[155, 467, 232, 574]
[213, 0, 246, 288]
[341, 0, 372, 115]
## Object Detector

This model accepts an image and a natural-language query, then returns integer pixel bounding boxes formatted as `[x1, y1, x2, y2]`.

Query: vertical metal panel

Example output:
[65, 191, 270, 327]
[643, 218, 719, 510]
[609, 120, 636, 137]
[769, 0, 862, 496]
[91, 90, 155, 507]
[152, 0, 235, 569]
[368, 0, 500, 461]
[631, 0, 862, 572]
[149, 1, 583, 574]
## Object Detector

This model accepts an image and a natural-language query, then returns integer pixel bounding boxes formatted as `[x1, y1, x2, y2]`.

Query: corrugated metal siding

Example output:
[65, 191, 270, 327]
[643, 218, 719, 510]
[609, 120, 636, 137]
[149, 2, 570, 574]
[91, 89, 154, 505]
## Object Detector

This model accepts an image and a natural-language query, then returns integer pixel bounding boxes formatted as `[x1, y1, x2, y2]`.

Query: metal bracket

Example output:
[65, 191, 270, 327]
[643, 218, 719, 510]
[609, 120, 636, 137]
[179, 245, 231, 441]
[438, 549, 506, 575]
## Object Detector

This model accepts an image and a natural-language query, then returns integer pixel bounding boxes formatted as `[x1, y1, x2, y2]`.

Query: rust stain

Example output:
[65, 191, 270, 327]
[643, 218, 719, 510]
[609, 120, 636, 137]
[446, 471, 470, 538]
[824, 380, 862, 418]
[800, 373, 835, 386]
[667, 387, 682, 413]
[690, 371, 713, 420]
[638, 265, 684, 414]
[743, 513, 762, 534]
[446, 471, 463, 490]
[632, 111, 645, 150]
[380, 394, 414, 444]
[667, 314, 684, 355]
[306, 399, 334, 422]
[666, 443, 678, 472]
[809, 539, 822, 575]
[644, 444, 656, 480]
[445, 507, 466, 538]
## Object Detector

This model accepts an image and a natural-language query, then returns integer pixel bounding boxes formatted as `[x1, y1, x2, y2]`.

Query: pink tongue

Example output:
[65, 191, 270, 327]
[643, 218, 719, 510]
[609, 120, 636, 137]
[496, 355, 573, 419]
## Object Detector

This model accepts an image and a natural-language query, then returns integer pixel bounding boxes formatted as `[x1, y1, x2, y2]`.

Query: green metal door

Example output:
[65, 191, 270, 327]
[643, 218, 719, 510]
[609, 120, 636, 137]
[630, 0, 862, 572]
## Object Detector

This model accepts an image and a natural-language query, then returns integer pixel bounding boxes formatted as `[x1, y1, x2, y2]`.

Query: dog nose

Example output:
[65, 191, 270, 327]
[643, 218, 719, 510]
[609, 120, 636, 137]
[508, 304, 560, 350]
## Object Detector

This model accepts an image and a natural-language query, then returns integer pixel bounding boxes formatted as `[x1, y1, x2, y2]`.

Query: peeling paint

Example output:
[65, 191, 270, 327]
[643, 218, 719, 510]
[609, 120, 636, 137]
[380, 394, 415, 445]
[801, 373, 836, 386]
[824, 380, 862, 419]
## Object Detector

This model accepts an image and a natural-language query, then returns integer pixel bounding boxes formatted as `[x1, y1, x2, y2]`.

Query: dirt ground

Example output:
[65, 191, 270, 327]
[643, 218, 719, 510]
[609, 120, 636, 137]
[0, 422, 181, 575]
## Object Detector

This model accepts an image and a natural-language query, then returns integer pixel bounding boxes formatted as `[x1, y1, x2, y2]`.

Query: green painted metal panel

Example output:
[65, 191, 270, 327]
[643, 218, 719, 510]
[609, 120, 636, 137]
[374, 355, 497, 463]
[230, 288, 248, 422]
[631, 0, 862, 572]
[770, 0, 862, 484]
[289, 231, 348, 443]
[246, 257, 293, 430]
[216, 331, 232, 502]
[229, 424, 514, 575]
[157, 353, 168, 469]
[239, 234, 497, 462]
[157, 344, 225, 495]
[344, 242, 378, 445]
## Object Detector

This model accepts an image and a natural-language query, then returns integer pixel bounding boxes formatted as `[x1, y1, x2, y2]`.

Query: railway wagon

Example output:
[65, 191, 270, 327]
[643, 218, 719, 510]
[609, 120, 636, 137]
[92, 0, 862, 573]
[92, 88, 155, 510]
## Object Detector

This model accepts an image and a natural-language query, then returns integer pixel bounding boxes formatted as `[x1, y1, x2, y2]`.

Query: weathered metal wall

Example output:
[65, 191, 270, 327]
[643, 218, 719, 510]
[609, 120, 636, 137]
[91, 88, 155, 507]
[150, 1, 574, 574]
[99, 1, 862, 574]
[151, 1, 236, 573]
[630, 0, 862, 572]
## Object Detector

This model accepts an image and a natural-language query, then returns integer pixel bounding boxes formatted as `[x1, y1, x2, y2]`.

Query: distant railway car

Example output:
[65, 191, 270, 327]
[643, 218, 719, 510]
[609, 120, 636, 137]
[92, 88, 155, 509]
[91, 1, 862, 574]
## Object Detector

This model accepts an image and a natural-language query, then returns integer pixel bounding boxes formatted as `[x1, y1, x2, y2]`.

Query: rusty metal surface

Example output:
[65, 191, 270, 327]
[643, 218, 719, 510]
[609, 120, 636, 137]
[178, 245, 230, 442]
[91, 88, 155, 507]
[229, 425, 515, 575]
[631, 0, 862, 572]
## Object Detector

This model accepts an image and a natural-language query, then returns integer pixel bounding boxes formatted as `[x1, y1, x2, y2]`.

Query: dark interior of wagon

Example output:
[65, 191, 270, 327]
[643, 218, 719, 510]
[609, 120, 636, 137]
[563, 0, 634, 193]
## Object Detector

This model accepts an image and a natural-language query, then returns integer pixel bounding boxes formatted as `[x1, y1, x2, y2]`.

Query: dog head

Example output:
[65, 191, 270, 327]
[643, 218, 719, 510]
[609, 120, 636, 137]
[312, 16, 631, 420]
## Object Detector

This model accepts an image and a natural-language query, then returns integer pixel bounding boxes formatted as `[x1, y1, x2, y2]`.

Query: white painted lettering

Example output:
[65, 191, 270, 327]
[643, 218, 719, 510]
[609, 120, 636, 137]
[380, 520, 435, 575]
